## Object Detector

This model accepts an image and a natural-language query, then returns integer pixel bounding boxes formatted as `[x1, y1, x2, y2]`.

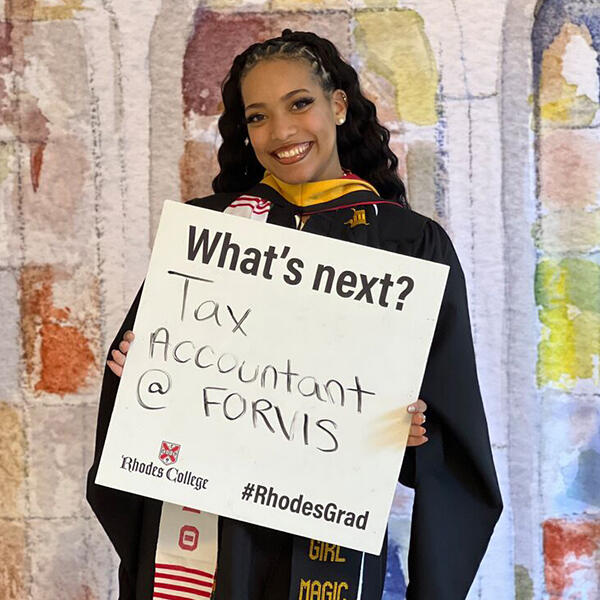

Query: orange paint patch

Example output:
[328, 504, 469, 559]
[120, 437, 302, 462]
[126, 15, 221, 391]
[179, 139, 219, 202]
[538, 22, 599, 126]
[34, 322, 95, 395]
[543, 518, 600, 597]
[20, 265, 97, 396]
[30, 141, 45, 192]
[20, 265, 53, 380]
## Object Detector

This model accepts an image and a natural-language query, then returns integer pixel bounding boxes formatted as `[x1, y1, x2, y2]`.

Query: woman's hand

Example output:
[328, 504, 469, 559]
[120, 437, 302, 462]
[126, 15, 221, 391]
[406, 398, 428, 446]
[106, 330, 135, 377]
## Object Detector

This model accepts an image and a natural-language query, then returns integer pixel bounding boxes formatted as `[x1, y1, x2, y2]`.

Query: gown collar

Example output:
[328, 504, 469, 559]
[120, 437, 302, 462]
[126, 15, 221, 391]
[260, 171, 378, 206]
[252, 170, 392, 215]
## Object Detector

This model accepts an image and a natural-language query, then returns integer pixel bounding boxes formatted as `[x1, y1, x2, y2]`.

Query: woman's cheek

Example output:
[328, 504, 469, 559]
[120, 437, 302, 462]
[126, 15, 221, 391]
[250, 132, 269, 163]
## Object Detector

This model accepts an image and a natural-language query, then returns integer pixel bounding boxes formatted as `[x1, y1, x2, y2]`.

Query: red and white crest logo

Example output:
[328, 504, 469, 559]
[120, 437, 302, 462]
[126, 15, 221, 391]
[159, 441, 181, 465]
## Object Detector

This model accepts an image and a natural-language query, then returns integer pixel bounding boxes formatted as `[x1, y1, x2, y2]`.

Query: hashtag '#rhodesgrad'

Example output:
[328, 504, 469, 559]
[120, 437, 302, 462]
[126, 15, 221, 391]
[238, 483, 369, 530]
[241, 482, 255, 501]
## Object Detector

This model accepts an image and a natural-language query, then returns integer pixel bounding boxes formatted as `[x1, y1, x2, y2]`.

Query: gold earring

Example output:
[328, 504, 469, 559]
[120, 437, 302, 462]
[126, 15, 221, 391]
[337, 117, 345, 125]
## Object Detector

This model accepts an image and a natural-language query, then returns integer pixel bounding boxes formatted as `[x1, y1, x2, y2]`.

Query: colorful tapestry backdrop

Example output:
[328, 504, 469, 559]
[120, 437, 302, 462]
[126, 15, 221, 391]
[0, 0, 598, 598]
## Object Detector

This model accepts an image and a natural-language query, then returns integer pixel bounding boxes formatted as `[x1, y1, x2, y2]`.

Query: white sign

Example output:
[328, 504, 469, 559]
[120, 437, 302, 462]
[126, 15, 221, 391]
[96, 201, 448, 554]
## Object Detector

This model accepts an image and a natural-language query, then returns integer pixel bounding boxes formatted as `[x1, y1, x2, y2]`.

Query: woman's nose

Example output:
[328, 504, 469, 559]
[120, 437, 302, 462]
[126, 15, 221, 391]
[269, 113, 297, 142]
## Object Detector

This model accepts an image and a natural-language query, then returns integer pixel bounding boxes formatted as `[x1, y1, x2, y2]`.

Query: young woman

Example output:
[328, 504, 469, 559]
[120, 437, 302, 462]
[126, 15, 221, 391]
[88, 29, 502, 600]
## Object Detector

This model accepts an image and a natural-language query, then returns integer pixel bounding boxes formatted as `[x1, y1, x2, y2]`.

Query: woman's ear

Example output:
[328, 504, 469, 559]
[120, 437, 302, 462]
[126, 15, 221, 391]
[332, 89, 347, 124]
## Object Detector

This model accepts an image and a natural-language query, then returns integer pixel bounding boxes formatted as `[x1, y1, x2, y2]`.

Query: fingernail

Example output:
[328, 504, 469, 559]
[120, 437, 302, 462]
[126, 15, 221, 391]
[407, 405, 416, 413]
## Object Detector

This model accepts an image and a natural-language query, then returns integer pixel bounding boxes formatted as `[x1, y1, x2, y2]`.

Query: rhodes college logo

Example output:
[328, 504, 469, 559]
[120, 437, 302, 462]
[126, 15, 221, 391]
[159, 441, 181, 465]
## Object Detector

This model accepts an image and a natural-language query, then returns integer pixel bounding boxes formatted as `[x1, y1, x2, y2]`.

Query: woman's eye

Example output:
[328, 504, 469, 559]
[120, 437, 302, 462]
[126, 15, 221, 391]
[246, 113, 264, 124]
[292, 97, 314, 110]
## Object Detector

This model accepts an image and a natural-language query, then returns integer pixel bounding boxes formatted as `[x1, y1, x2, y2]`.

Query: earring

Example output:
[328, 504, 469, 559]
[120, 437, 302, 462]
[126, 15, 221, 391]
[337, 117, 345, 125]
[244, 137, 249, 146]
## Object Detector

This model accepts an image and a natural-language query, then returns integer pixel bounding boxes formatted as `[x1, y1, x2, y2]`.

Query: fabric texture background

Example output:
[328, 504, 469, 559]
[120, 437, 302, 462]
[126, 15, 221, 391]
[0, 1, 598, 598]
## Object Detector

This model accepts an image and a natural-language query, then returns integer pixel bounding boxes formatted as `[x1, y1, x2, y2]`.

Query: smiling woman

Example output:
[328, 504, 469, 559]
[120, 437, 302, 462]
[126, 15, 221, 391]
[87, 28, 502, 600]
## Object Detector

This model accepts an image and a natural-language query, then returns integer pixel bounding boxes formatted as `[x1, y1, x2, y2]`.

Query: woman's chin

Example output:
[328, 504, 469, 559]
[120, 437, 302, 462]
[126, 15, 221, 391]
[268, 165, 313, 184]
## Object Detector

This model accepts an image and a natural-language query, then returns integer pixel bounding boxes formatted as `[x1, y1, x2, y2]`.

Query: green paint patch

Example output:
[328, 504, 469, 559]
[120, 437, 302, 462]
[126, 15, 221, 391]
[515, 564, 533, 600]
[535, 258, 600, 388]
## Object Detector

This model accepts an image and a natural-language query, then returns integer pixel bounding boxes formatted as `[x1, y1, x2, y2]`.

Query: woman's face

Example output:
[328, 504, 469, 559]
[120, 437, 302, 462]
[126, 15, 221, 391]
[240, 58, 347, 184]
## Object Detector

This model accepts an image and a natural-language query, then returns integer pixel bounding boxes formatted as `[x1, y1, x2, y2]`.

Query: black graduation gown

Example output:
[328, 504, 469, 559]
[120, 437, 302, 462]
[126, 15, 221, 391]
[87, 184, 503, 600]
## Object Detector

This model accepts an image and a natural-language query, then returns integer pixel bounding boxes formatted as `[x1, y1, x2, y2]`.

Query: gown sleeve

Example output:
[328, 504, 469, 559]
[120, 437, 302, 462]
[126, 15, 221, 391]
[86, 283, 145, 598]
[402, 218, 503, 599]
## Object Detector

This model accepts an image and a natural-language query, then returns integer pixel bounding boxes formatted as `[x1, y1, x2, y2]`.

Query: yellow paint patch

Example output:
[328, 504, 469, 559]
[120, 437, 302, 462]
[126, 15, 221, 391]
[538, 305, 577, 389]
[355, 10, 438, 126]
[9, 0, 88, 21]
[362, 0, 397, 7]
[271, 0, 347, 9]
[536, 259, 600, 389]
[0, 404, 25, 518]
[0, 520, 25, 598]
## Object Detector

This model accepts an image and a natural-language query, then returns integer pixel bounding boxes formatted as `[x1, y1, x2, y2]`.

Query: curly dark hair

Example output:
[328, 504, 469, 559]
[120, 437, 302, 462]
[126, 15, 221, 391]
[212, 29, 408, 207]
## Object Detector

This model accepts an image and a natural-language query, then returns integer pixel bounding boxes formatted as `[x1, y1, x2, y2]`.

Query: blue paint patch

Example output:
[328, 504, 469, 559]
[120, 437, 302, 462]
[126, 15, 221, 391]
[383, 537, 407, 599]
[567, 447, 600, 507]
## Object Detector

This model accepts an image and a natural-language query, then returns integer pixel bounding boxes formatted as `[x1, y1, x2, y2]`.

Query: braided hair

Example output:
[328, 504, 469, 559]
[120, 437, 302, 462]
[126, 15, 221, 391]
[212, 29, 408, 207]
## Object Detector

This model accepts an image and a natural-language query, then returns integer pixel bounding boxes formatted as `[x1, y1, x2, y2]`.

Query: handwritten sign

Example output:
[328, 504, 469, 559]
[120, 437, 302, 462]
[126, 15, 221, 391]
[96, 201, 448, 554]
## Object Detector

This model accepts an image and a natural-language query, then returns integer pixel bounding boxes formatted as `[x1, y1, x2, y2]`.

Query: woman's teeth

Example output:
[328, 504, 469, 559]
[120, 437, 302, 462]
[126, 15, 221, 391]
[276, 142, 310, 159]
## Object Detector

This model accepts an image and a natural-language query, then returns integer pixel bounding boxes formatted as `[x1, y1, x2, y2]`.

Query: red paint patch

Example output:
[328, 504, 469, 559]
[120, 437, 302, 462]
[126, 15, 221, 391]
[0, 22, 14, 71]
[540, 129, 600, 210]
[0, 14, 50, 194]
[30, 141, 45, 192]
[78, 584, 98, 600]
[543, 518, 600, 597]
[183, 11, 272, 117]
[20, 265, 97, 396]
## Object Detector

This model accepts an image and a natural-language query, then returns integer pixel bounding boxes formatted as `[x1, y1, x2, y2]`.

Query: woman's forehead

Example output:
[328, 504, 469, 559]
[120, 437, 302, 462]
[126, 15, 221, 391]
[241, 58, 321, 104]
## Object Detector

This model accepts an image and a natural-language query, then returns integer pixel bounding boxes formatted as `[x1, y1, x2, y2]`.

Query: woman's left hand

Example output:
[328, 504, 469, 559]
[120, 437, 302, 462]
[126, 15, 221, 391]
[406, 399, 428, 446]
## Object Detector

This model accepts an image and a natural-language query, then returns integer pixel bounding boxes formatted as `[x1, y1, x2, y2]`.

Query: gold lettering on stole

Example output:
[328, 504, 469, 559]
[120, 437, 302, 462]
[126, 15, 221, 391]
[299, 579, 311, 599]
[308, 540, 320, 560]
[298, 579, 349, 600]
[308, 540, 346, 562]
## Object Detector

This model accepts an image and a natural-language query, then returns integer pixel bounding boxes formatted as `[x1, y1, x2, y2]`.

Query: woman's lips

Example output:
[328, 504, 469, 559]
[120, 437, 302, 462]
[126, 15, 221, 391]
[271, 142, 313, 165]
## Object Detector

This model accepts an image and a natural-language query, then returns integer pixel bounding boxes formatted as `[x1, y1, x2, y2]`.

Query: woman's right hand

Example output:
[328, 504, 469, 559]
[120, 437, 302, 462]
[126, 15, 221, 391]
[106, 330, 135, 377]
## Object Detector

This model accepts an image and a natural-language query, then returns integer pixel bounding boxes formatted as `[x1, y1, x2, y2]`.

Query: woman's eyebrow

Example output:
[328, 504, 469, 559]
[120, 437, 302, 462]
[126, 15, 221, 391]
[244, 88, 311, 111]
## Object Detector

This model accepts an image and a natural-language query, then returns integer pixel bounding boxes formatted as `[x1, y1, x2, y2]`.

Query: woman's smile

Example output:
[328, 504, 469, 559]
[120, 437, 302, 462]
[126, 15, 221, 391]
[271, 141, 313, 164]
